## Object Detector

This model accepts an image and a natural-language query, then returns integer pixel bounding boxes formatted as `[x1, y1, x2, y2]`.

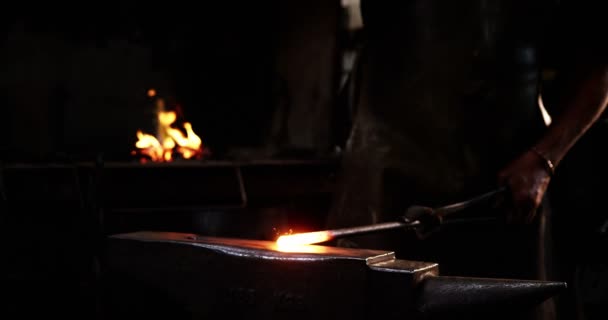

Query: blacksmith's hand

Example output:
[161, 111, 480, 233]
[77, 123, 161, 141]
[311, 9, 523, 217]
[403, 205, 440, 239]
[497, 149, 552, 224]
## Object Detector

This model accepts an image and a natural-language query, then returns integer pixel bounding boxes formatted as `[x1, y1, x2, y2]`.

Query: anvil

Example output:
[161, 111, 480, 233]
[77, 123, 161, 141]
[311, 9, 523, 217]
[102, 231, 565, 319]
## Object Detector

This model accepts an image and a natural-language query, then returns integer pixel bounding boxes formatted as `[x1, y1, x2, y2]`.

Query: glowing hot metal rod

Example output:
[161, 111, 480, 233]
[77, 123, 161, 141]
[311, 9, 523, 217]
[276, 187, 507, 247]
[276, 221, 420, 248]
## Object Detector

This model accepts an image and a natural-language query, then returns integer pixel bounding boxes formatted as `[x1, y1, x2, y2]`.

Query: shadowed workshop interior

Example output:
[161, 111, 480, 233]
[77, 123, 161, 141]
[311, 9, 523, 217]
[1, 1, 607, 319]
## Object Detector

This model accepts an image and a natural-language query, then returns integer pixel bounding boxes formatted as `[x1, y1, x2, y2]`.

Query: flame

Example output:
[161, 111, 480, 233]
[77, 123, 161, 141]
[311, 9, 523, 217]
[275, 231, 333, 252]
[134, 131, 164, 162]
[133, 94, 206, 162]
[158, 110, 176, 127]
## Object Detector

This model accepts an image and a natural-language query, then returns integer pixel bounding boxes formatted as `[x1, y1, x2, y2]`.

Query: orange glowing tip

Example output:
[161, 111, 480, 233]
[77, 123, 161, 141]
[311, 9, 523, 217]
[275, 221, 417, 251]
[276, 231, 333, 247]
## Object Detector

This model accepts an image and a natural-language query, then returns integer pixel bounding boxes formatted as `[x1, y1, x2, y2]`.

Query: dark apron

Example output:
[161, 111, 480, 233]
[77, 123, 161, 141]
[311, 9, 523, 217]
[327, 1, 559, 318]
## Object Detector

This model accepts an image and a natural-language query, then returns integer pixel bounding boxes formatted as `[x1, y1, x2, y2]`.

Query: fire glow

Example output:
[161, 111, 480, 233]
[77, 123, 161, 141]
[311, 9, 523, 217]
[132, 90, 206, 163]
[275, 231, 333, 252]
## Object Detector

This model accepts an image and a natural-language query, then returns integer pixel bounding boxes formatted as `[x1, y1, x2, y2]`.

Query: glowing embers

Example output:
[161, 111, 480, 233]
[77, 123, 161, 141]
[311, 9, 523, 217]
[132, 89, 208, 163]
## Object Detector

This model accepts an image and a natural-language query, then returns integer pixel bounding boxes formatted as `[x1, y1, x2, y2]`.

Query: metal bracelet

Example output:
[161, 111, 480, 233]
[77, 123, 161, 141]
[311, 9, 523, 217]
[530, 147, 555, 176]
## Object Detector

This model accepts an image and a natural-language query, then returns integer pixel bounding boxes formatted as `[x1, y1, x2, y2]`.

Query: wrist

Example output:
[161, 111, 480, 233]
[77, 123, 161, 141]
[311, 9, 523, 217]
[530, 147, 556, 177]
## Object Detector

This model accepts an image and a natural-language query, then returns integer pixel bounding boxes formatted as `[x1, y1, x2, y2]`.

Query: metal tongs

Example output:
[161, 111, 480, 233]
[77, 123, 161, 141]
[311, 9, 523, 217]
[275, 187, 509, 246]
[403, 186, 508, 239]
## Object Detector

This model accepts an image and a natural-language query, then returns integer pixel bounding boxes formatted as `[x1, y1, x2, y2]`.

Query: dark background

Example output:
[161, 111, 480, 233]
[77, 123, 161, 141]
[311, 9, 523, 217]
[0, 2, 346, 161]
[0, 2, 348, 319]
[0, 2, 606, 320]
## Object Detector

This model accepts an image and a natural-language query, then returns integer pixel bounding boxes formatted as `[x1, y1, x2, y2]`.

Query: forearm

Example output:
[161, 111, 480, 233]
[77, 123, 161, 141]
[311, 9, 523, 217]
[535, 64, 608, 167]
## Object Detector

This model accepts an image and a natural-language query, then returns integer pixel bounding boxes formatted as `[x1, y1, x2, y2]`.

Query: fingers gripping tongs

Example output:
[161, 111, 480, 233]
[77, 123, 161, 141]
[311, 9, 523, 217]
[403, 187, 508, 239]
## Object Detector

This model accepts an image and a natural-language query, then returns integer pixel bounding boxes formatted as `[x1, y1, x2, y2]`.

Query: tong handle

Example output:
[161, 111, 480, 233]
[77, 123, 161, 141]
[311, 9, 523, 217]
[435, 186, 508, 217]
[404, 186, 509, 240]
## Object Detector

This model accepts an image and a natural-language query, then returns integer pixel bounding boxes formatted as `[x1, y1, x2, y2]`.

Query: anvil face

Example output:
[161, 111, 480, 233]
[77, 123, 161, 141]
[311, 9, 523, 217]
[104, 231, 438, 319]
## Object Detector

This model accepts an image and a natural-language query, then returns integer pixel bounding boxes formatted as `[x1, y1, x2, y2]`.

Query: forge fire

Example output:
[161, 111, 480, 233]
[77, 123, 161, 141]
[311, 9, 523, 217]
[132, 90, 208, 163]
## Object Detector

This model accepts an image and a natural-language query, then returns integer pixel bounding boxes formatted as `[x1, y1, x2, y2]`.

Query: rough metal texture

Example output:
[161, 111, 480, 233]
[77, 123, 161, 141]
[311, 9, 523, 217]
[102, 231, 564, 320]
[417, 276, 566, 317]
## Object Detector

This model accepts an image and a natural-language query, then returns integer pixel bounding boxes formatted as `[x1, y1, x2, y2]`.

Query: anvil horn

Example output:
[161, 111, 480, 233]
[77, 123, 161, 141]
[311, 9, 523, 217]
[417, 276, 567, 316]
